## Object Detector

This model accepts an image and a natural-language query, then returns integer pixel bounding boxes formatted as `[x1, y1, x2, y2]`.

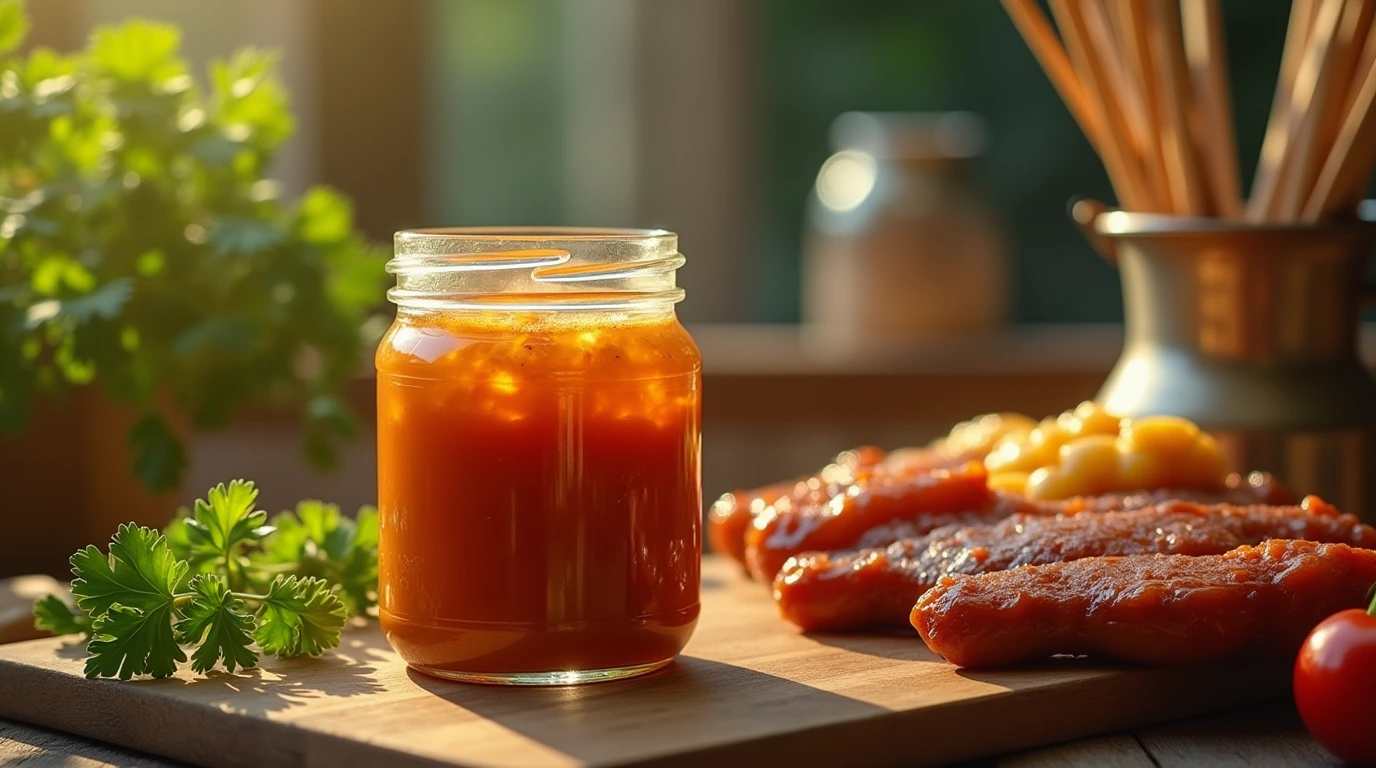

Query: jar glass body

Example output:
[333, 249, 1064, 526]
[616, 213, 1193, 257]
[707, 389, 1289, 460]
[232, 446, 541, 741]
[376, 229, 702, 685]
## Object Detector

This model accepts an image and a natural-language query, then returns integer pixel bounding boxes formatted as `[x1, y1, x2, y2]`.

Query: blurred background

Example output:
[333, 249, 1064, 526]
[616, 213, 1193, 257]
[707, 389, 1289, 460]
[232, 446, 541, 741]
[9, 0, 1375, 534]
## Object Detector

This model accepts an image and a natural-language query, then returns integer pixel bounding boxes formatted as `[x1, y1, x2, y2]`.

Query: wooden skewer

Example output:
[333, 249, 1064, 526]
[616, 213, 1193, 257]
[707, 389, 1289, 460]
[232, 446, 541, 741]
[1149, 0, 1210, 216]
[1318, 0, 1376, 165]
[1049, 0, 1153, 208]
[1302, 52, 1376, 220]
[1116, 0, 1172, 211]
[1339, 4, 1376, 121]
[1081, 0, 1153, 176]
[1104, 0, 1131, 44]
[1181, 0, 1243, 218]
[1001, 0, 1376, 224]
[1000, 0, 1107, 154]
[1271, 0, 1349, 221]
[1247, 0, 1320, 221]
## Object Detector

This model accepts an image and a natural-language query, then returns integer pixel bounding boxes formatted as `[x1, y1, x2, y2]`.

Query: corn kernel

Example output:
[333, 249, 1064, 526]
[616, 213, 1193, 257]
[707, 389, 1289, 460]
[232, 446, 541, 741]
[1026, 467, 1075, 500]
[1067, 401, 1122, 436]
[988, 471, 1032, 495]
[1179, 432, 1227, 487]
[984, 438, 1055, 473]
[1119, 415, 1199, 457]
[1028, 418, 1065, 448]
[1119, 449, 1171, 491]
[973, 404, 1224, 499]
[1057, 435, 1122, 494]
[941, 412, 1036, 457]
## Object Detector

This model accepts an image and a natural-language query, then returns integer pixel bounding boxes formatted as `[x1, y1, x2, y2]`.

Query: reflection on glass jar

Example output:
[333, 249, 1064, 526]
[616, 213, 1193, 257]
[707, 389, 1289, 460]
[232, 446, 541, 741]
[376, 228, 702, 685]
[803, 112, 1008, 350]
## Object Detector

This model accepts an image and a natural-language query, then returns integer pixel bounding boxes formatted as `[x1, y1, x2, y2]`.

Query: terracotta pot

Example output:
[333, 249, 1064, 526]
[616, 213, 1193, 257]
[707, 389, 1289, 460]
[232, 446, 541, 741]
[0, 388, 187, 579]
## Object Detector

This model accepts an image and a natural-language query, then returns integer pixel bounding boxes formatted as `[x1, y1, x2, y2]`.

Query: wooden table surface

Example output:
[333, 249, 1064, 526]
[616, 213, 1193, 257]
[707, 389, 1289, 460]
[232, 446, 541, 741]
[0, 561, 1345, 767]
[0, 549, 1310, 768]
[0, 701, 1341, 767]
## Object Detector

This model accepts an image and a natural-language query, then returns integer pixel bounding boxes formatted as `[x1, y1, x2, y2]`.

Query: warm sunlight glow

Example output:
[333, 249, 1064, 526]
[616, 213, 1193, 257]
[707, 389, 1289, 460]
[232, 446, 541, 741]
[816, 150, 877, 212]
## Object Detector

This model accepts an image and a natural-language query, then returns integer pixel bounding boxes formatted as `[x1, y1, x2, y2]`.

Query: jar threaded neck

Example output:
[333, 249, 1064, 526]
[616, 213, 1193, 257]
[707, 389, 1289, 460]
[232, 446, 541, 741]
[389, 228, 685, 312]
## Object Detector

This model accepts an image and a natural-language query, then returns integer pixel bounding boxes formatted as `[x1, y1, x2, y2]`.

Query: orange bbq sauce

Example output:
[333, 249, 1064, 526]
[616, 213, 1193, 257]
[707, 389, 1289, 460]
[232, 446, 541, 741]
[376, 311, 702, 677]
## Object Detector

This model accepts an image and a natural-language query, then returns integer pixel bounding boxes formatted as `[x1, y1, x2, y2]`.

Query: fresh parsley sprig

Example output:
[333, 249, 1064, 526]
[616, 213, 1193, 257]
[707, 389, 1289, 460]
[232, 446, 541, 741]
[32, 479, 378, 680]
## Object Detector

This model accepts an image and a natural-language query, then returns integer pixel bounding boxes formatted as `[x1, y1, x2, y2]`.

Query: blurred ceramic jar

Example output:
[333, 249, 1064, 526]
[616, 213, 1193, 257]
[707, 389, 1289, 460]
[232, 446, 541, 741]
[802, 112, 1008, 351]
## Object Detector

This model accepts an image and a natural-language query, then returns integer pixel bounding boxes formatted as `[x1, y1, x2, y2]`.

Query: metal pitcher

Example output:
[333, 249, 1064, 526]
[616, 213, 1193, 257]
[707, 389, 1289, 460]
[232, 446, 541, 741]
[1079, 206, 1376, 519]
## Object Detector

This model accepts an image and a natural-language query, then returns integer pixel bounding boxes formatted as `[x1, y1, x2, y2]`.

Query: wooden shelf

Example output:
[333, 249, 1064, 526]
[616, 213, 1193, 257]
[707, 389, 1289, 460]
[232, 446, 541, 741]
[690, 322, 1376, 377]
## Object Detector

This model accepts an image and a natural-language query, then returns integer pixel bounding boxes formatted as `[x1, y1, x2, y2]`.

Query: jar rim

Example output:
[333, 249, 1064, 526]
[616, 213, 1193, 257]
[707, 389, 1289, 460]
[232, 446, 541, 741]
[396, 227, 675, 243]
[389, 227, 684, 313]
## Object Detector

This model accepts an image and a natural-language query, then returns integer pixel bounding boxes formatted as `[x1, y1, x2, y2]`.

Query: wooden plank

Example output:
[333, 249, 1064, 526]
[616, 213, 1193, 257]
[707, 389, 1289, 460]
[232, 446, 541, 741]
[0, 719, 182, 768]
[996, 733, 1156, 768]
[2, 704, 1333, 768]
[0, 557, 1295, 768]
[1136, 703, 1342, 767]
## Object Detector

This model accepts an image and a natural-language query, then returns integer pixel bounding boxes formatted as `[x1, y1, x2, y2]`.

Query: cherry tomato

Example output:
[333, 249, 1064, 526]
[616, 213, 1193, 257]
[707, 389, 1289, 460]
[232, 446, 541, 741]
[1294, 588, 1376, 766]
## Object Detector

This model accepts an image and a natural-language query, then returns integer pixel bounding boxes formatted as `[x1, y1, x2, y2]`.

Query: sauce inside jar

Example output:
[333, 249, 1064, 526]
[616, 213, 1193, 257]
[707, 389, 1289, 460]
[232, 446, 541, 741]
[377, 304, 702, 684]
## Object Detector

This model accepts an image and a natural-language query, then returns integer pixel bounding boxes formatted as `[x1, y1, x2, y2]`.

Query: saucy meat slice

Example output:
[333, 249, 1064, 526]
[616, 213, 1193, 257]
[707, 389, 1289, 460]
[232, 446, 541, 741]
[912, 539, 1376, 668]
[707, 446, 886, 573]
[708, 478, 801, 571]
[855, 473, 1296, 546]
[746, 463, 1296, 582]
[775, 497, 1376, 632]
[746, 462, 1022, 581]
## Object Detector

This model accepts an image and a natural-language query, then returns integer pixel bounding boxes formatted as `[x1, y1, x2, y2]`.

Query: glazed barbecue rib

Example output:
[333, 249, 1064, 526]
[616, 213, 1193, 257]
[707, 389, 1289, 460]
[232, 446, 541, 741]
[710, 442, 1027, 575]
[745, 462, 1011, 581]
[747, 467, 1298, 582]
[708, 478, 801, 569]
[774, 497, 1376, 632]
[912, 539, 1376, 669]
[708, 446, 886, 573]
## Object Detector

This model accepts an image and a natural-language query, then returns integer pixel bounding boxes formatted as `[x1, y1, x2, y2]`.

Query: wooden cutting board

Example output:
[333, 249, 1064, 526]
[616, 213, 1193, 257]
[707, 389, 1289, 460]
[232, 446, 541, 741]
[0, 556, 1290, 768]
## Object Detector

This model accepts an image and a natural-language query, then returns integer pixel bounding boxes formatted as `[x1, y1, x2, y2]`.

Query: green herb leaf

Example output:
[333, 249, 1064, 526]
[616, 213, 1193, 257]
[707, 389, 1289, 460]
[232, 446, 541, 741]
[85, 603, 184, 680]
[253, 575, 347, 657]
[0, 21, 385, 493]
[70, 523, 185, 616]
[162, 507, 209, 580]
[257, 501, 377, 615]
[32, 594, 92, 636]
[55, 279, 134, 325]
[297, 187, 352, 245]
[173, 574, 258, 674]
[184, 480, 270, 558]
[211, 49, 293, 149]
[128, 413, 187, 493]
[256, 509, 308, 566]
[353, 506, 379, 553]
[0, 0, 29, 55]
[50, 481, 373, 680]
[90, 20, 184, 83]
[332, 506, 378, 614]
[171, 317, 260, 357]
[174, 480, 271, 594]
[208, 216, 284, 256]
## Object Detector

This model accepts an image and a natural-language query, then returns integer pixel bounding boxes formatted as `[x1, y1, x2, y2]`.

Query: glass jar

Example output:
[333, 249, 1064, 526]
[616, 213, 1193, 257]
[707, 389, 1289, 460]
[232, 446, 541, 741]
[376, 228, 702, 685]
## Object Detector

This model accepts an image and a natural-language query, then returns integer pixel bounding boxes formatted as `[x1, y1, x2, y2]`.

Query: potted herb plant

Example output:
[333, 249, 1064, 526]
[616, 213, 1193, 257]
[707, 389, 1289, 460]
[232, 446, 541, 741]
[0, 2, 387, 576]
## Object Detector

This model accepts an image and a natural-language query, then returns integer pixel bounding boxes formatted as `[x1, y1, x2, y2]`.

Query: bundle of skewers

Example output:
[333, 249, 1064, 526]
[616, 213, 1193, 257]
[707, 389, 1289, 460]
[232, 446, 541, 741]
[1002, 0, 1376, 222]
